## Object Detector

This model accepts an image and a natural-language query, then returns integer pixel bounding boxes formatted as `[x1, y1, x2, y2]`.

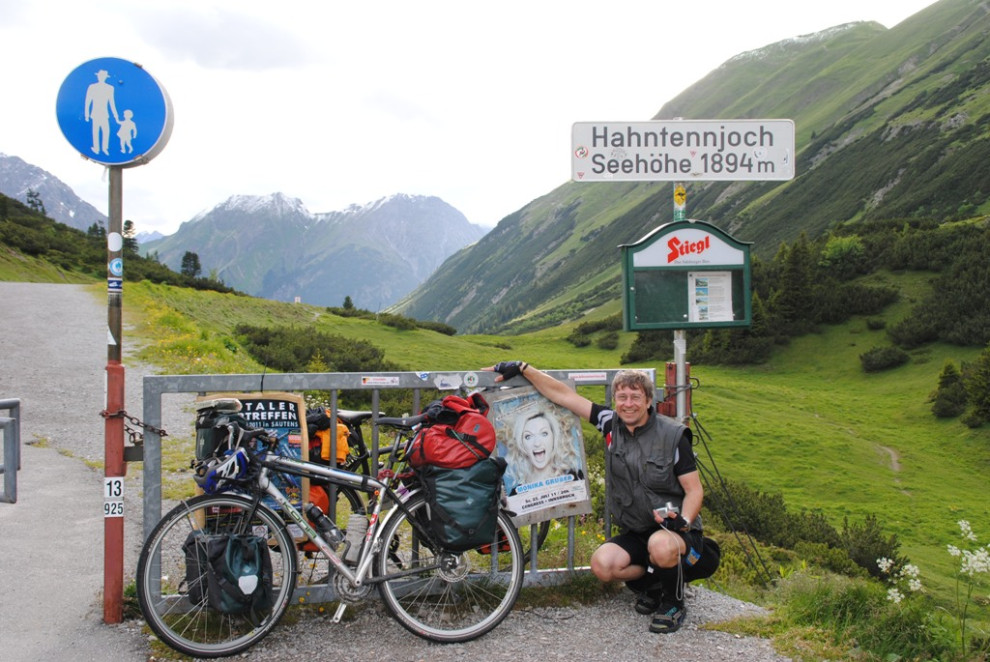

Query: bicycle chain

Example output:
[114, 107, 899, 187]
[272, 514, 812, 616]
[99, 409, 169, 446]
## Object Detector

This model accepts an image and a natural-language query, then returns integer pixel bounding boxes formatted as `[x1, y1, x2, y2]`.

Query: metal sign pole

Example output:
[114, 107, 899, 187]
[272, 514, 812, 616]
[57, 56, 174, 626]
[104, 166, 125, 624]
[674, 331, 687, 422]
[673, 183, 688, 423]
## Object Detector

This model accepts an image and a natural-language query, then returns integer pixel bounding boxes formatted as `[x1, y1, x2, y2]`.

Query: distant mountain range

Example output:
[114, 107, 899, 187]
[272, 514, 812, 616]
[142, 193, 487, 309]
[0, 148, 489, 311]
[393, 0, 990, 333]
[0, 153, 487, 311]
[0, 153, 107, 231]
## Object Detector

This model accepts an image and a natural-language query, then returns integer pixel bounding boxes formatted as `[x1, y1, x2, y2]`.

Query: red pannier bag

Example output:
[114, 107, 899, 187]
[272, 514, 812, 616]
[407, 392, 496, 470]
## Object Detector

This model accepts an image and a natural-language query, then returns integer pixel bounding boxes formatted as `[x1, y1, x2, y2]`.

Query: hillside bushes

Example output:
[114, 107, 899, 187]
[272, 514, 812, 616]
[859, 346, 910, 372]
[326, 305, 457, 335]
[567, 315, 622, 348]
[930, 362, 968, 418]
[234, 324, 401, 374]
[0, 194, 235, 294]
[625, 219, 990, 367]
[706, 478, 906, 580]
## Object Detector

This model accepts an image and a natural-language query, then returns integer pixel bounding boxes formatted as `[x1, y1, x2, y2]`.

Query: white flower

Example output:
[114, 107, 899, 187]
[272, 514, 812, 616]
[959, 520, 978, 543]
[899, 564, 920, 579]
[948, 544, 961, 557]
[908, 578, 923, 592]
[877, 557, 894, 573]
[960, 548, 990, 577]
[887, 587, 904, 604]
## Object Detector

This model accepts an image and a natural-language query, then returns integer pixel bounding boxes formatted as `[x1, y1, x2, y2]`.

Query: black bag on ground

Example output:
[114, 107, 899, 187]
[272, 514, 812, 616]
[189, 532, 274, 618]
[683, 536, 721, 582]
[417, 456, 507, 552]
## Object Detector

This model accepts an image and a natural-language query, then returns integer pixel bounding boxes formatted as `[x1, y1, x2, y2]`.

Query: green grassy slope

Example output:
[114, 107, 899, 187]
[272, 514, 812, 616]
[0, 248, 96, 283]
[132, 275, 987, 623]
[122, 274, 990, 579]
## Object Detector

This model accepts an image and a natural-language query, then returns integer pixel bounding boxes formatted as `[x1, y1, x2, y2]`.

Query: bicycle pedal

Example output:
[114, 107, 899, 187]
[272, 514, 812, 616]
[332, 602, 347, 623]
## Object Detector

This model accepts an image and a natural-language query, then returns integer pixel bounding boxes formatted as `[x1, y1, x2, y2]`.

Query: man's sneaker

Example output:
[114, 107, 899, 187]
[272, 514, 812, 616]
[634, 589, 663, 615]
[649, 603, 686, 633]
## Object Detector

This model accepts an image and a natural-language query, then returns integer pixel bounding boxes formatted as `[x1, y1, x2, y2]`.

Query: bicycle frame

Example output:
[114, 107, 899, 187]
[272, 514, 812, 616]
[249, 450, 442, 621]
[139, 411, 524, 656]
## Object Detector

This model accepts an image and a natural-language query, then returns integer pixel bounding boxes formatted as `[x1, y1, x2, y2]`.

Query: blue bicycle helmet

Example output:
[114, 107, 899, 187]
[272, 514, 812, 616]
[194, 446, 250, 494]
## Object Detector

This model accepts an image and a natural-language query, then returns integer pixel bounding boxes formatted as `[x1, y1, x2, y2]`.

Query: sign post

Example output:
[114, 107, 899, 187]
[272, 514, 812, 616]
[56, 57, 173, 624]
[573, 118, 795, 422]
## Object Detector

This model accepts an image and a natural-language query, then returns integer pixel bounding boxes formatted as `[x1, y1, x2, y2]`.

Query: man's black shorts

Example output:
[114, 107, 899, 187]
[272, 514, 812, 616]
[609, 528, 705, 568]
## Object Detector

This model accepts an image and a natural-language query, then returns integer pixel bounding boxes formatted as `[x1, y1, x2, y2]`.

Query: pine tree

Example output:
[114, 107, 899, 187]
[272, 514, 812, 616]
[180, 251, 202, 278]
[25, 189, 46, 215]
[964, 346, 990, 423]
[769, 234, 815, 335]
[87, 221, 106, 238]
[930, 361, 967, 418]
[122, 220, 139, 254]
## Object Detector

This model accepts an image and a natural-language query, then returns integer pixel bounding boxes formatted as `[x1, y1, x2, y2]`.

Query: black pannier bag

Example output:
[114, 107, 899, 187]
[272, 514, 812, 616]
[416, 456, 507, 552]
[182, 530, 274, 621]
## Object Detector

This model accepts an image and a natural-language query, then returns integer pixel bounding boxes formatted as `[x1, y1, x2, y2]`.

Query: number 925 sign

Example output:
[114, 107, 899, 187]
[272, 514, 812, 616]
[104, 477, 124, 518]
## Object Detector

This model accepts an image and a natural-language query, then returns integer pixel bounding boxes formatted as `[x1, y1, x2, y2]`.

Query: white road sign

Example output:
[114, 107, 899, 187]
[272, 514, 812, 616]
[572, 119, 795, 182]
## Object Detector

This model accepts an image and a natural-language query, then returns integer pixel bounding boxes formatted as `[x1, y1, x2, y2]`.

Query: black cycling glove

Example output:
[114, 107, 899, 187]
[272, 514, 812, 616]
[660, 513, 690, 531]
[492, 361, 525, 380]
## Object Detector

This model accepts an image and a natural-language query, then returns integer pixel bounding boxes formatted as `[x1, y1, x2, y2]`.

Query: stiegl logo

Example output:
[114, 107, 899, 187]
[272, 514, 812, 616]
[667, 235, 711, 263]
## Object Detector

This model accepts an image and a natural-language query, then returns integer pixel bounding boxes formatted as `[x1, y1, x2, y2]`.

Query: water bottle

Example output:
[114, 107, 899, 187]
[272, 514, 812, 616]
[343, 513, 368, 564]
[304, 502, 344, 548]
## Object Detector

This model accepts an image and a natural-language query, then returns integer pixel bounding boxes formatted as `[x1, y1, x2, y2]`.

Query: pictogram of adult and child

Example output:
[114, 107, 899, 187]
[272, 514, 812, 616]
[83, 69, 137, 156]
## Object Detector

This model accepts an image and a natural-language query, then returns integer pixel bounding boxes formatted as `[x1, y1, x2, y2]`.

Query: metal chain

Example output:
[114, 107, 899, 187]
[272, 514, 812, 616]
[99, 409, 168, 446]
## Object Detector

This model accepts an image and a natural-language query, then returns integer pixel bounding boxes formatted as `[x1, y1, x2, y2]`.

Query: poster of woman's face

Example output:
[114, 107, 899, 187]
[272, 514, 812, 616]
[488, 385, 592, 527]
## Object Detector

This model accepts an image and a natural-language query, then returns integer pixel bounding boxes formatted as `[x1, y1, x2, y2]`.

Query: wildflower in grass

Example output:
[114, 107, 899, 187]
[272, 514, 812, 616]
[958, 519, 977, 543]
[947, 520, 990, 656]
[877, 557, 923, 601]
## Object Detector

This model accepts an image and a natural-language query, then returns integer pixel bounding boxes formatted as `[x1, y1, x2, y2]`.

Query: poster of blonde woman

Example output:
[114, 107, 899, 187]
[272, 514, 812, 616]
[489, 385, 592, 527]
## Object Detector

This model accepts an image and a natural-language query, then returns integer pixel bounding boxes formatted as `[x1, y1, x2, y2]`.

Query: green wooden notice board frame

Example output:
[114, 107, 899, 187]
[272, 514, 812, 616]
[620, 220, 752, 331]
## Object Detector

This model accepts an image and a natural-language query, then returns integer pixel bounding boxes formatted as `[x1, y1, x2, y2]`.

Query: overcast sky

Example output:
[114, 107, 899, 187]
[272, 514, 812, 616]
[0, 0, 937, 234]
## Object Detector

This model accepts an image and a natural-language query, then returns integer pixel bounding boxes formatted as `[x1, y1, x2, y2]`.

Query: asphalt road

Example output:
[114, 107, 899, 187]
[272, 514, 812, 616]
[0, 282, 151, 660]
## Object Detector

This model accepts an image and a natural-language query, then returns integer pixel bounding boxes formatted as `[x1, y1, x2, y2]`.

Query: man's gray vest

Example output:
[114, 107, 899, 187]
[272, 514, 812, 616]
[606, 413, 699, 534]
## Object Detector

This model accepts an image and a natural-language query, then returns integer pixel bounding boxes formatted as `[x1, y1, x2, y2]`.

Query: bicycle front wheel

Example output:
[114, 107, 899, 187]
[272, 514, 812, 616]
[375, 494, 523, 642]
[136, 494, 297, 658]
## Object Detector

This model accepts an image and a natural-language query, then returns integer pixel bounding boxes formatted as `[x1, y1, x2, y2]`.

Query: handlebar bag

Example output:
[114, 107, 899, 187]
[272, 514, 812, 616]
[195, 407, 250, 461]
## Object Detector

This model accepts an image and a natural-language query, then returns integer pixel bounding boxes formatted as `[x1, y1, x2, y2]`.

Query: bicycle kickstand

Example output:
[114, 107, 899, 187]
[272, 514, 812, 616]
[332, 602, 347, 623]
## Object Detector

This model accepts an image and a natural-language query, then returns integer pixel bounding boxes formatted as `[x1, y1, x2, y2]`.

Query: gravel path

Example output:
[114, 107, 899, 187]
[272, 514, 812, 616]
[0, 281, 791, 661]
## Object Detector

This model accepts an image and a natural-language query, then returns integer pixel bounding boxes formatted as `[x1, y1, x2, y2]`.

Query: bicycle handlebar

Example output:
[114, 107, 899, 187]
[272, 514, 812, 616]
[231, 425, 277, 451]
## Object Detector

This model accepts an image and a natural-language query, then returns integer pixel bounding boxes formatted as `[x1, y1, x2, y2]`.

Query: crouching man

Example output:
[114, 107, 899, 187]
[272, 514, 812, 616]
[488, 361, 705, 633]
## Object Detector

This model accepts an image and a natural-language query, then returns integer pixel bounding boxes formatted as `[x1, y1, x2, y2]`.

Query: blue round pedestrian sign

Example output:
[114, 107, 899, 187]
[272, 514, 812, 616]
[56, 57, 173, 168]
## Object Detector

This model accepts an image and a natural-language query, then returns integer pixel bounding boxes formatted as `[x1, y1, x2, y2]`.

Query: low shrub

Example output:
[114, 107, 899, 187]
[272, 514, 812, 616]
[859, 346, 910, 372]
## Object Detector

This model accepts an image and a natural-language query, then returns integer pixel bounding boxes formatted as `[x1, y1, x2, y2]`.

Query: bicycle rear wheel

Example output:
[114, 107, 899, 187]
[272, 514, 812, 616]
[375, 494, 523, 642]
[136, 494, 296, 658]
